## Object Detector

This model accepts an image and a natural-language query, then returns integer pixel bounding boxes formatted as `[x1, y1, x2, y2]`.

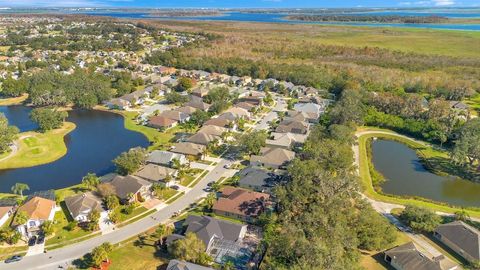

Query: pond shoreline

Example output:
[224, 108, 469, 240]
[357, 129, 480, 217]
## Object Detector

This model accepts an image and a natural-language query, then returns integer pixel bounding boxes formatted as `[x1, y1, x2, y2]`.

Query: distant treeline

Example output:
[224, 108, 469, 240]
[286, 15, 449, 24]
[148, 10, 222, 17]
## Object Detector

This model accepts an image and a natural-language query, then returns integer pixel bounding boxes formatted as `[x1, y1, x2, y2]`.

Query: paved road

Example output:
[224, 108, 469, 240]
[1, 159, 230, 270]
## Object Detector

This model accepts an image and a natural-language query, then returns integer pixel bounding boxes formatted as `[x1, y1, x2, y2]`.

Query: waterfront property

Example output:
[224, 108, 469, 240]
[384, 242, 458, 270]
[64, 192, 103, 222]
[14, 192, 57, 237]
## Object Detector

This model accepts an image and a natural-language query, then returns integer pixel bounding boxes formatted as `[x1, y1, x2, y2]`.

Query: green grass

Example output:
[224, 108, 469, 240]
[117, 206, 149, 223]
[0, 246, 28, 261]
[0, 94, 28, 106]
[45, 203, 93, 246]
[464, 93, 480, 116]
[357, 129, 480, 218]
[179, 168, 205, 186]
[108, 231, 169, 270]
[0, 122, 76, 170]
[158, 188, 179, 202]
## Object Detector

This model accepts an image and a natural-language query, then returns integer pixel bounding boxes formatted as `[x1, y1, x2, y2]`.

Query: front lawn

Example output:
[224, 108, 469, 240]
[45, 203, 93, 246]
[117, 206, 149, 223]
[179, 168, 205, 186]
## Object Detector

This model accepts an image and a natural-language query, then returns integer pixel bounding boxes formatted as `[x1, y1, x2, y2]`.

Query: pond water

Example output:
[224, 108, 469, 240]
[371, 139, 480, 208]
[0, 106, 149, 193]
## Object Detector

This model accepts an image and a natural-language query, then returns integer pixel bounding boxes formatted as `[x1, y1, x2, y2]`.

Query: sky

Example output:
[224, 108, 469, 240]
[1, 0, 479, 8]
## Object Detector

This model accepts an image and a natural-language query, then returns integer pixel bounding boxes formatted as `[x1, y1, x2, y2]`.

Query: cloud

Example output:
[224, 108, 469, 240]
[432, 0, 455, 5]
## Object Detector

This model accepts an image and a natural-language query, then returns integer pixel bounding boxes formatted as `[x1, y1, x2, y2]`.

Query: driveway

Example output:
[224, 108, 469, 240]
[99, 210, 115, 235]
[25, 243, 44, 257]
[254, 111, 278, 131]
[0, 159, 231, 270]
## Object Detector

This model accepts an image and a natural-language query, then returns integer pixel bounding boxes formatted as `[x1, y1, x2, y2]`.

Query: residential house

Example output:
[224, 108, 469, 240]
[434, 221, 480, 264]
[134, 164, 177, 186]
[237, 167, 279, 193]
[225, 107, 251, 119]
[204, 118, 235, 130]
[166, 215, 247, 254]
[384, 242, 458, 270]
[64, 192, 103, 222]
[250, 147, 295, 169]
[266, 132, 307, 150]
[293, 102, 323, 122]
[187, 132, 219, 146]
[191, 87, 210, 98]
[105, 98, 130, 110]
[0, 199, 16, 227]
[159, 110, 190, 123]
[198, 125, 228, 137]
[235, 101, 256, 112]
[109, 175, 152, 203]
[175, 106, 197, 116]
[449, 101, 469, 111]
[146, 150, 187, 167]
[120, 89, 150, 106]
[148, 115, 178, 129]
[166, 260, 214, 270]
[275, 119, 309, 135]
[171, 142, 206, 160]
[213, 187, 271, 223]
[15, 194, 56, 237]
[185, 98, 211, 111]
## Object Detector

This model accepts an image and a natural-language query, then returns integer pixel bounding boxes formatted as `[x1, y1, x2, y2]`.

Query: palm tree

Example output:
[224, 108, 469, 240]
[11, 183, 29, 199]
[205, 193, 216, 211]
[82, 173, 100, 190]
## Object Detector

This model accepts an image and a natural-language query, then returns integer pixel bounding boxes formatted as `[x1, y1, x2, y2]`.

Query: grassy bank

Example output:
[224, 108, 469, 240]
[0, 94, 28, 106]
[0, 122, 76, 170]
[357, 129, 480, 218]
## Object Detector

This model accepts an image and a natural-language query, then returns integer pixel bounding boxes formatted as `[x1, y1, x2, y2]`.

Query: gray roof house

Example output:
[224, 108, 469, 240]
[159, 110, 190, 123]
[64, 192, 103, 222]
[109, 175, 152, 203]
[238, 166, 278, 193]
[167, 215, 247, 254]
[267, 132, 307, 149]
[187, 132, 218, 146]
[384, 242, 458, 270]
[250, 147, 295, 169]
[134, 164, 177, 185]
[147, 150, 187, 167]
[171, 142, 206, 159]
[434, 221, 480, 264]
[166, 260, 214, 270]
[293, 102, 323, 122]
[275, 119, 309, 135]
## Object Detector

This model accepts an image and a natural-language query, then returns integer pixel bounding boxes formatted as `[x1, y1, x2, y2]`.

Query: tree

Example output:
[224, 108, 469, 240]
[11, 183, 29, 199]
[13, 210, 28, 226]
[97, 183, 116, 198]
[175, 77, 194, 92]
[165, 91, 189, 105]
[168, 232, 211, 265]
[90, 242, 114, 267]
[113, 147, 147, 175]
[108, 209, 120, 224]
[41, 220, 54, 236]
[1, 76, 28, 97]
[330, 88, 364, 125]
[237, 130, 268, 155]
[205, 193, 216, 211]
[155, 224, 172, 246]
[0, 228, 21, 245]
[82, 173, 100, 190]
[356, 203, 397, 250]
[189, 110, 210, 126]
[29, 107, 68, 132]
[104, 195, 120, 210]
[204, 87, 232, 114]
[0, 113, 19, 153]
[451, 118, 480, 167]
[454, 209, 470, 222]
[399, 205, 441, 233]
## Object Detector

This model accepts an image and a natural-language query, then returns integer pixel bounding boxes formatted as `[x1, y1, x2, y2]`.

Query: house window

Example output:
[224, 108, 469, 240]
[28, 221, 36, 227]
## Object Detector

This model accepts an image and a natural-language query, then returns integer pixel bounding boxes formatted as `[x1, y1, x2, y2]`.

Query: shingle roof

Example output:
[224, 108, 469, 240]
[134, 164, 176, 182]
[187, 132, 218, 146]
[147, 150, 185, 166]
[148, 116, 177, 128]
[166, 260, 214, 270]
[213, 187, 271, 219]
[384, 242, 457, 270]
[64, 192, 103, 219]
[238, 167, 276, 189]
[171, 142, 206, 156]
[16, 196, 56, 222]
[250, 147, 295, 167]
[197, 125, 228, 137]
[183, 215, 246, 248]
[435, 221, 480, 261]
[109, 175, 151, 200]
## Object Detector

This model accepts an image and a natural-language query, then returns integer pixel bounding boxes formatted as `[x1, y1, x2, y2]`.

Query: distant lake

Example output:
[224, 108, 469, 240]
[0, 106, 149, 193]
[372, 139, 480, 208]
[80, 11, 480, 31]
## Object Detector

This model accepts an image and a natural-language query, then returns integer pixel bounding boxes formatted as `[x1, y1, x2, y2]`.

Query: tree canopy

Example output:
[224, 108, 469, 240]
[0, 113, 19, 153]
[113, 147, 147, 175]
[30, 107, 68, 132]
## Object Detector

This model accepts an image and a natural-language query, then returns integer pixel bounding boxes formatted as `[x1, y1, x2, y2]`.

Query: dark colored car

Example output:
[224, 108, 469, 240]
[28, 236, 37, 246]
[171, 185, 180, 190]
[37, 234, 45, 244]
[4, 255, 22, 263]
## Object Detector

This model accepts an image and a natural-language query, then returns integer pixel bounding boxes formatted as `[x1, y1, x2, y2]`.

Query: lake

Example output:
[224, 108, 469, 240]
[371, 139, 480, 208]
[81, 11, 480, 31]
[0, 106, 149, 193]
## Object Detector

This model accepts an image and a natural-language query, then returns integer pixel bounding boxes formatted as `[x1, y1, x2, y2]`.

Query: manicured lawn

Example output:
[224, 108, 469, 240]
[357, 128, 480, 218]
[0, 122, 76, 170]
[45, 204, 93, 246]
[157, 188, 179, 202]
[0, 246, 28, 261]
[108, 232, 169, 270]
[117, 206, 149, 223]
[179, 168, 205, 186]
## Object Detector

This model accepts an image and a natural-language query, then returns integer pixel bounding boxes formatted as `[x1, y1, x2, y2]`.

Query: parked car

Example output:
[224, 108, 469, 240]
[4, 255, 22, 263]
[37, 234, 45, 244]
[171, 185, 180, 190]
[207, 181, 215, 187]
[223, 163, 232, 169]
[28, 236, 37, 246]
